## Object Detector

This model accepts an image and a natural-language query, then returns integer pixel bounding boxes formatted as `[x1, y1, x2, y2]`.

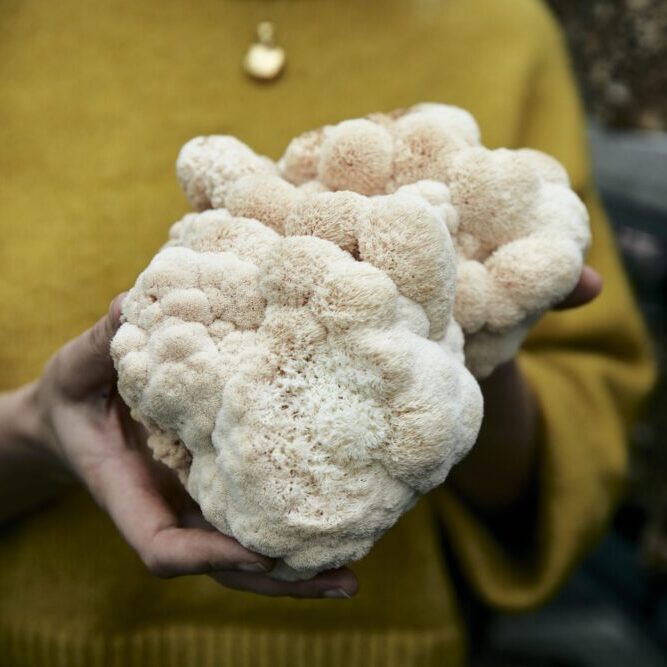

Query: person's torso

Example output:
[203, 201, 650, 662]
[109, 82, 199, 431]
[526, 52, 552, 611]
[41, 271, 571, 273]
[0, 1, 548, 664]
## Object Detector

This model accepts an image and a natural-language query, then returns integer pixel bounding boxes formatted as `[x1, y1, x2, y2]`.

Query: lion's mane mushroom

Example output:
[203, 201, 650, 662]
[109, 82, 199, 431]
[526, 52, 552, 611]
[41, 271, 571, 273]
[114, 101, 588, 579]
[274, 104, 591, 377]
[112, 206, 482, 581]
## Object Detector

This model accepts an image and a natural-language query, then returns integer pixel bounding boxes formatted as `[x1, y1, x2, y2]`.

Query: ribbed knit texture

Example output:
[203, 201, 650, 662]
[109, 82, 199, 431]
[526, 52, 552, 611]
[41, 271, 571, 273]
[0, 623, 462, 667]
[0, 1, 655, 665]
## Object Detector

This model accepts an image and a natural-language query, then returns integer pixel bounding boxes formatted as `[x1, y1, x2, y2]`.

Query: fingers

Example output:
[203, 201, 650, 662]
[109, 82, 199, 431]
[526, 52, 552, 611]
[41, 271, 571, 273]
[92, 446, 358, 598]
[92, 448, 274, 579]
[58, 292, 129, 400]
[554, 266, 603, 310]
[143, 526, 274, 577]
[108, 292, 126, 327]
[209, 566, 359, 599]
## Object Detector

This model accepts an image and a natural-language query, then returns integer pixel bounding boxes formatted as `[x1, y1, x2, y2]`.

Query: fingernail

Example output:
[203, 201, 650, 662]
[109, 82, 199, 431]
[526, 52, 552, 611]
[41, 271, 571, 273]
[238, 562, 270, 573]
[322, 588, 352, 599]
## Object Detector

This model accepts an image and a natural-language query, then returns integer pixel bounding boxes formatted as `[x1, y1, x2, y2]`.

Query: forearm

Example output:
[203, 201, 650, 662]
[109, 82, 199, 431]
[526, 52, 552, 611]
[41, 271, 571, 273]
[0, 382, 73, 524]
[449, 359, 539, 512]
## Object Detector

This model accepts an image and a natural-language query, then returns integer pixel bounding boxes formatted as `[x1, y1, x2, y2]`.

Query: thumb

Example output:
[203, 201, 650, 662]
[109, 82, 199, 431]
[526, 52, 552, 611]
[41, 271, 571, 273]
[58, 292, 128, 400]
[553, 266, 603, 310]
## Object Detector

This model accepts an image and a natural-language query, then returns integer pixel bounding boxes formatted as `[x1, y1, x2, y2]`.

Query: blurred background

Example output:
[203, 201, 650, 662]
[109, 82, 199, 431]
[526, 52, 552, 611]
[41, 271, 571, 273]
[473, 1, 667, 665]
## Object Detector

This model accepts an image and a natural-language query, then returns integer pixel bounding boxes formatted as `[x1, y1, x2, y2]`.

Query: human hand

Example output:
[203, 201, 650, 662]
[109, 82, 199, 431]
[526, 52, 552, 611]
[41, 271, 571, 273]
[553, 265, 603, 310]
[449, 266, 603, 511]
[32, 295, 357, 599]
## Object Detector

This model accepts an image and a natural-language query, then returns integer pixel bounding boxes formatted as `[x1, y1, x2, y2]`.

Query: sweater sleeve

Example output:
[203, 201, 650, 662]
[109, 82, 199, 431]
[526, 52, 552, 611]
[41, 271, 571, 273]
[429, 2, 656, 610]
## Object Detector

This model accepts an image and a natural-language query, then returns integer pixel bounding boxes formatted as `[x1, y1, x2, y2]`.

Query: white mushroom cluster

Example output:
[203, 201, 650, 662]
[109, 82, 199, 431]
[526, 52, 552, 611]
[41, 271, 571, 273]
[112, 103, 589, 579]
[112, 203, 481, 580]
[176, 103, 590, 376]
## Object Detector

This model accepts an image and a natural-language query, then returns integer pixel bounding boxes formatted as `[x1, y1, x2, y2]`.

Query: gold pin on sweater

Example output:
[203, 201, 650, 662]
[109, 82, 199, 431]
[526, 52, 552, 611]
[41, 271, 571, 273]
[244, 22, 286, 81]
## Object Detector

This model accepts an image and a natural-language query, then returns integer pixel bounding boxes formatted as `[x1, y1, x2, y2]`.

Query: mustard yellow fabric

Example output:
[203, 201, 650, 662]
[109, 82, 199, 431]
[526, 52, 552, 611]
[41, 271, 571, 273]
[0, 0, 655, 665]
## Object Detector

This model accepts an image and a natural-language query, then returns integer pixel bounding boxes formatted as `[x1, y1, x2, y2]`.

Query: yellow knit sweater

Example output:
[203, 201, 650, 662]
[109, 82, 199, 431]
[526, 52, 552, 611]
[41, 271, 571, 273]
[0, 1, 655, 665]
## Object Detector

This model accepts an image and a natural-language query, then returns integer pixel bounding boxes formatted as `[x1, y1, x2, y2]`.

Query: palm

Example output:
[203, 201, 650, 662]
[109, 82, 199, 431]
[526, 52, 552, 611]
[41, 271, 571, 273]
[39, 316, 357, 597]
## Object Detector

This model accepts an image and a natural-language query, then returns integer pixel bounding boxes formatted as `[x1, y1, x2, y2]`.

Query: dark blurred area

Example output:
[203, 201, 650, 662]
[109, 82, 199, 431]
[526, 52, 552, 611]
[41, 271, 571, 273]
[472, 2, 667, 665]
[546, 0, 667, 131]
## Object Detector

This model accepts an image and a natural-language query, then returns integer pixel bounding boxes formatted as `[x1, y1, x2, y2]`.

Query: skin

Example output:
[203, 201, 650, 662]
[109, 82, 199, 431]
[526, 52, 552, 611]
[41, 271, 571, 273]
[449, 266, 604, 511]
[0, 267, 601, 598]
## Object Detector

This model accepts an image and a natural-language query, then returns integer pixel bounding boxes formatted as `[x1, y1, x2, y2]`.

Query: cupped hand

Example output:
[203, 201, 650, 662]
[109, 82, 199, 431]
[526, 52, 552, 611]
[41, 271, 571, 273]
[33, 294, 357, 599]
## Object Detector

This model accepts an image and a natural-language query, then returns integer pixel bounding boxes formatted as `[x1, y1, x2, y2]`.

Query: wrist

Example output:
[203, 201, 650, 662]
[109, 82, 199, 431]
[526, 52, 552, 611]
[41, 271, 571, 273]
[449, 359, 539, 511]
[12, 381, 73, 480]
[1, 382, 39, 450]
[0, 383, 75, 524]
